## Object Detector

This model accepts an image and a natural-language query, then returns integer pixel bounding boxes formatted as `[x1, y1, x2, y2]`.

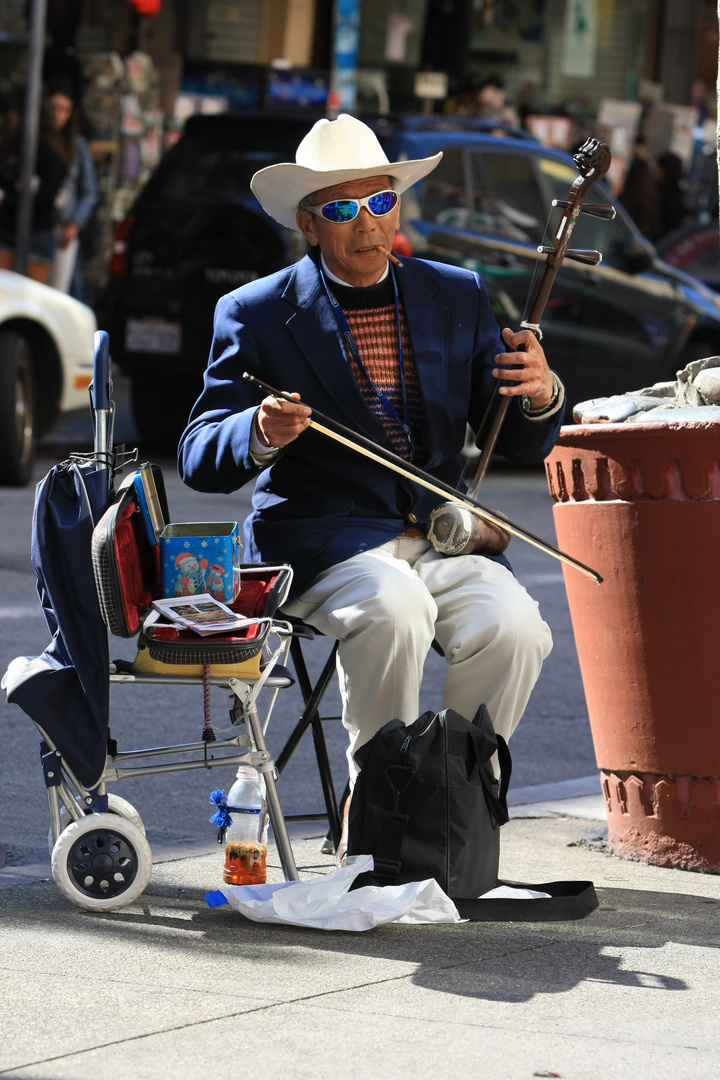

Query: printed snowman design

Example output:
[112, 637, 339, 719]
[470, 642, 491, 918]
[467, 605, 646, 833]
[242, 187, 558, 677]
[205, 563, 226, 601]
[173, 552, 208, 596]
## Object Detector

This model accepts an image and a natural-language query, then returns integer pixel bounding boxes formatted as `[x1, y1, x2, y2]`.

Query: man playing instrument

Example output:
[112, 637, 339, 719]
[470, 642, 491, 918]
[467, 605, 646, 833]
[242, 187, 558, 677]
[178, 114, 565, 855]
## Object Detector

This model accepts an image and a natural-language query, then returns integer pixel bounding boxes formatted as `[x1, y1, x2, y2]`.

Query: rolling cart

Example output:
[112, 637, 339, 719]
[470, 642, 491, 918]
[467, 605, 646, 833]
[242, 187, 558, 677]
[3, 331, 306, 910]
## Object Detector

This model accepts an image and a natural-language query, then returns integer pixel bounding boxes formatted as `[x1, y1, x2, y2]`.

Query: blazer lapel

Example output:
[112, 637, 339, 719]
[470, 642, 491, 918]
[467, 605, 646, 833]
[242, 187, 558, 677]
[398, 264, 454, 463]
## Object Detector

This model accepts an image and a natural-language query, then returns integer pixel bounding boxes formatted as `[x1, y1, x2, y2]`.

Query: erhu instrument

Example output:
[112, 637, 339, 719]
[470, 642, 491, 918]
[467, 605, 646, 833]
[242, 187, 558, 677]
[243, 372, 602, 583]
[426, 138, 615, 558]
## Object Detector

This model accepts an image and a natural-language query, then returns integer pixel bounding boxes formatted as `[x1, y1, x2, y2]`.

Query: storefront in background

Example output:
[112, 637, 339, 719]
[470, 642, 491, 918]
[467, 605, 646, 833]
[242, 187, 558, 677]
[1, 0, 717, 296]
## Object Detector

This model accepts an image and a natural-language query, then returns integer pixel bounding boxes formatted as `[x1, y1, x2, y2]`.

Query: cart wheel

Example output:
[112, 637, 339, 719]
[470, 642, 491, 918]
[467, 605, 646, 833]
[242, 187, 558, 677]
[104, 794, 146, 834]
[47, 794, 146, 854]
[51, 814, 152, 911]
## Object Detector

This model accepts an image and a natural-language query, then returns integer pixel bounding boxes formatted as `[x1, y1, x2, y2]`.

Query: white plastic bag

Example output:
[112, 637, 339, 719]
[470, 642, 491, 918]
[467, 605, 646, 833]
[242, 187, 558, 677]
[211, 855, 461, 931]
[480, 885, 552, 900]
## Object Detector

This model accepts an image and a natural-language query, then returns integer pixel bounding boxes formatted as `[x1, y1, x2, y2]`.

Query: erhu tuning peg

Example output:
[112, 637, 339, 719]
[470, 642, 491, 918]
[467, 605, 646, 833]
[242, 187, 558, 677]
[552, 199, 616, 220]
[579, 203, 616, 220]
[537, 245, 603, 266]
[565, 249, 603, 266]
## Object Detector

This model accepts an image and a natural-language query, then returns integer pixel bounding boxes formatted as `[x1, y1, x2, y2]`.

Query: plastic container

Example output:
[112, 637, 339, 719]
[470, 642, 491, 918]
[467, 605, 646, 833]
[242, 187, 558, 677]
[222, 764, 268, 885]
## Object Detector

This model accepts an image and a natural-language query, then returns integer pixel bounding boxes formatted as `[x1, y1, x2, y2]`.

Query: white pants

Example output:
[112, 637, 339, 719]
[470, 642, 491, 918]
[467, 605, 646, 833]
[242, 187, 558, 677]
[283, 537, 552, 779]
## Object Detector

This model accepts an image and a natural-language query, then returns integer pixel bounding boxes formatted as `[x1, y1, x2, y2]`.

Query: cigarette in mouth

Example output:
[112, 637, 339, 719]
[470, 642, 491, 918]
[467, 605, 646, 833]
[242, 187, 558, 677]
[374, 244, 403, 267]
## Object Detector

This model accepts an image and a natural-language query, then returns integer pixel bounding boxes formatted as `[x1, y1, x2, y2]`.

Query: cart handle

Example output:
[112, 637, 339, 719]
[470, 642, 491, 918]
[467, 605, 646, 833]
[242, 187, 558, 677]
[92, 330, 110, 411]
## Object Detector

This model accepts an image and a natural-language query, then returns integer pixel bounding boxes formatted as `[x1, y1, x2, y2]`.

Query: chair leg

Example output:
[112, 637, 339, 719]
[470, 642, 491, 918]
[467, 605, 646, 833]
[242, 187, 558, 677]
[276, 637, 342, 849]
[310, 706, 343, 849]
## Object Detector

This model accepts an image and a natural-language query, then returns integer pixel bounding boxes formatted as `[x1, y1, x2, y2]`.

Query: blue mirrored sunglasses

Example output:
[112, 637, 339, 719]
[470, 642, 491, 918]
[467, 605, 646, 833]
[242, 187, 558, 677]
[305, 189, 398, 223]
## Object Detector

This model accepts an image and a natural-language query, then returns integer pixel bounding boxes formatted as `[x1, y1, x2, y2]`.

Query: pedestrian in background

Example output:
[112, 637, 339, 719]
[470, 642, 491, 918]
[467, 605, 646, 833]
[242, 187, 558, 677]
[0, 93, 66, 284]
[655, 151, 685, 239]
[47, 77, 98, 299]
[618, 138, 663, 241]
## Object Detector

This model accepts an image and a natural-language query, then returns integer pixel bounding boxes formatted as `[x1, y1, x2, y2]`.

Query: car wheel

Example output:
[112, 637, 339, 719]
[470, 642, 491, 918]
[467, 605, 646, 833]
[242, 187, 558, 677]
[0, 329, 35, 486]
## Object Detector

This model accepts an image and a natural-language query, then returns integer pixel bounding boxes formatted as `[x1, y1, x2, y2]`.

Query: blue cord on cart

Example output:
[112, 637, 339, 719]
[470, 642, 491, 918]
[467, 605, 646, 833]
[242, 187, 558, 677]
[209, 788, 233, 834]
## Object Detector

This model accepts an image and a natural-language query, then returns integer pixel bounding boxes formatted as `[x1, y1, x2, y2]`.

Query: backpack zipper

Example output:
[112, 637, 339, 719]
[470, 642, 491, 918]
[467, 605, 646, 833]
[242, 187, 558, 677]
[400, 713, 438, 754]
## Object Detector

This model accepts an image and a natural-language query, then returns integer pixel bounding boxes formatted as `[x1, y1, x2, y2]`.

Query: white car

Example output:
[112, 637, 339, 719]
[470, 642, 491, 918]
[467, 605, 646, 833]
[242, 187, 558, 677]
[0, 269, 96, 485]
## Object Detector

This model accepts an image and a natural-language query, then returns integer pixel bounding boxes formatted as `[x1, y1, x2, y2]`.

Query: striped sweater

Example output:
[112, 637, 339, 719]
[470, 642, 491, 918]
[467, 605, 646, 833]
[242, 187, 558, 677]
[331, 275, 422, 462]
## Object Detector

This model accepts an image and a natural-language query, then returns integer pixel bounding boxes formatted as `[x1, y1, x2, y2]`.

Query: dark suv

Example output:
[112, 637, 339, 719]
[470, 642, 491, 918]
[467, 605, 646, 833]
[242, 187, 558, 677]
[102, 113, 720, 448]
[100, 113, 315, 447]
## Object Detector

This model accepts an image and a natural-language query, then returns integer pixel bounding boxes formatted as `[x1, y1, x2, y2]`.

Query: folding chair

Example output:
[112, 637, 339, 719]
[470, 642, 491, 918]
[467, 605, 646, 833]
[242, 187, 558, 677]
[274, 625, 344, 850]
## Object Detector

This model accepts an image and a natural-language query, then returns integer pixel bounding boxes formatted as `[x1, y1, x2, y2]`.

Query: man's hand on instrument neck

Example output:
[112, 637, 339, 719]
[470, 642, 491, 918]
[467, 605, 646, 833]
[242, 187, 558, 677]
[493, 327, 555, 411]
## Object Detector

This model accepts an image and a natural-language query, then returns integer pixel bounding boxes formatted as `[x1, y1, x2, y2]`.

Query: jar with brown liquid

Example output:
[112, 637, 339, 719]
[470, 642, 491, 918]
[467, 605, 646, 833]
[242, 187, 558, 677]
[221, 764, 267, 885]
[223, 840, 267, 885]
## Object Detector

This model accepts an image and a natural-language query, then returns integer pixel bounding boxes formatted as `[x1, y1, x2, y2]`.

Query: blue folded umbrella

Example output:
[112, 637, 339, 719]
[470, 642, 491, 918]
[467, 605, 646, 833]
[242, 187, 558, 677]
[6, 457, 110, 789]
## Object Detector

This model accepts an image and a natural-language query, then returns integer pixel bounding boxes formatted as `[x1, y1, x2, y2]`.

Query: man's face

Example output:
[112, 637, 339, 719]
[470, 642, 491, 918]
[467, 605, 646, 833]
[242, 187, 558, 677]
[296, 175, 400, 287]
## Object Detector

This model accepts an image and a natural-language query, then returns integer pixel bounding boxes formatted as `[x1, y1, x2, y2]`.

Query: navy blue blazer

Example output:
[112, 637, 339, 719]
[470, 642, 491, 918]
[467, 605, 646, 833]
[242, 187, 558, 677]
[178, 254, 564, 594]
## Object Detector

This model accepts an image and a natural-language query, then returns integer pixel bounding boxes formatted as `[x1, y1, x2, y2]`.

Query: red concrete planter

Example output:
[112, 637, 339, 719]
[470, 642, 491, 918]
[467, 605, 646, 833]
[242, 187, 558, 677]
[546, 419, 720, 871]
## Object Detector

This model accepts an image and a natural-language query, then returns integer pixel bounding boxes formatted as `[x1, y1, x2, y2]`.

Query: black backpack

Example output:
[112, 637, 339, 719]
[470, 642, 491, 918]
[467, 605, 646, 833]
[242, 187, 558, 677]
[347, 706, 598, 922]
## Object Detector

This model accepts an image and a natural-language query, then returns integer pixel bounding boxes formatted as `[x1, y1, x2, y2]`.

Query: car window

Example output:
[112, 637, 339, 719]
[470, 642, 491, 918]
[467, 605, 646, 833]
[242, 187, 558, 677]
[416, 147, 469, 227]
[472, 151, 546, 244]
[153, 146, 284, 204]
[537, 158, 635, 267]
[416, 145, 547, 244]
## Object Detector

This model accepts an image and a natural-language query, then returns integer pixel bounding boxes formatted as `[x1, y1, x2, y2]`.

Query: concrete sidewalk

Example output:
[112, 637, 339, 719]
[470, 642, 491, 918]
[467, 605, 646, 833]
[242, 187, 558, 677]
[2, 783, 719, 1080]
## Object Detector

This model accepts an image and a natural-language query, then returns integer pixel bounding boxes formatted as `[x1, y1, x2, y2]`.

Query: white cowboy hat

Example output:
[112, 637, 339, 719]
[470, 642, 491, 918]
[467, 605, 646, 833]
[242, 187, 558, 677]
[250, 113, 442, 231]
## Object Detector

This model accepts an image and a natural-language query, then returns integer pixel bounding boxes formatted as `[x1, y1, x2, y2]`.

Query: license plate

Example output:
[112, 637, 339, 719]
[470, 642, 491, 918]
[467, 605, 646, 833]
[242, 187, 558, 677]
[125, 318, 182, 355]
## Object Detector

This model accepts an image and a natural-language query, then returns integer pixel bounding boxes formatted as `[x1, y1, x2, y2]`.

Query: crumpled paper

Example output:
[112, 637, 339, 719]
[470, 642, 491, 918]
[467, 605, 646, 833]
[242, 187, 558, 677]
[207, 855, 462, 931]
[573, 356, 720, 424]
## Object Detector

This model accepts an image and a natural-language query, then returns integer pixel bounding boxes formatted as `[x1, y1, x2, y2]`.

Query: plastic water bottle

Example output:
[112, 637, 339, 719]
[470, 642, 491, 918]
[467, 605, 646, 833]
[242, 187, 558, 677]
[222, 763, 267, 886]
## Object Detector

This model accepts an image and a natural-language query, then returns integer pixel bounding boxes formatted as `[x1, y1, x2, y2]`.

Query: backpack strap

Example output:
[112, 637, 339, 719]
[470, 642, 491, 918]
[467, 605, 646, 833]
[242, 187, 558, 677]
[450, 725, 512, 826]
[360, 764, 415, 886]
[369, 811, 408, 883]
[454, 879, 599, 921]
